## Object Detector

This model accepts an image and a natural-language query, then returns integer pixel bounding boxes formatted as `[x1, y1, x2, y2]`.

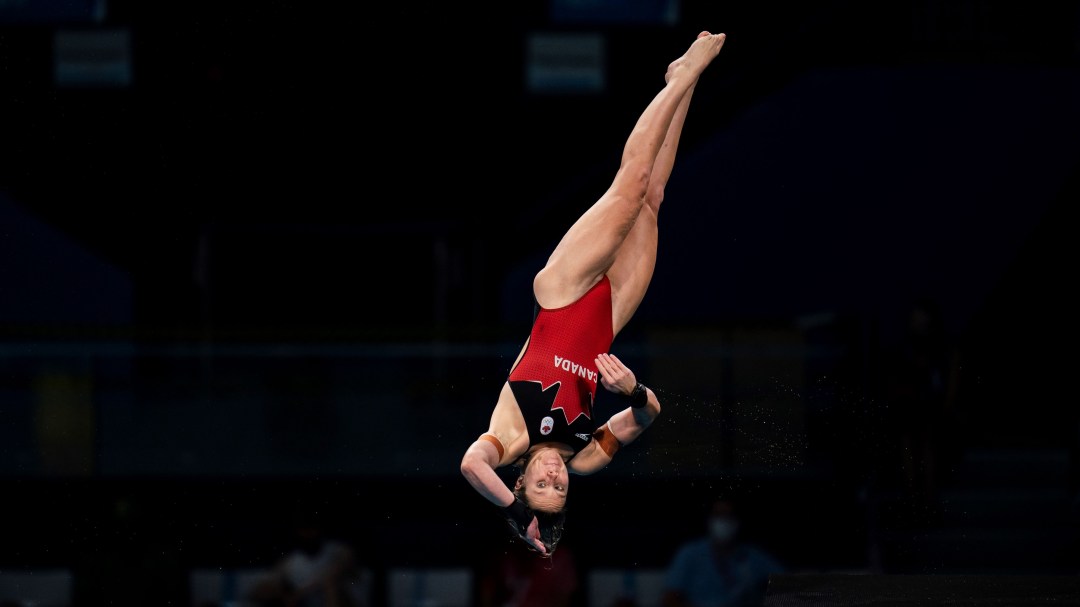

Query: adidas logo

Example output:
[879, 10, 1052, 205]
[574, 433, 591, 442]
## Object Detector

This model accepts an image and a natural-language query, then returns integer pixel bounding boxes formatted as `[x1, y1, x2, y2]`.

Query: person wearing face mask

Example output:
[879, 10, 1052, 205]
[661, 497, 784, 607]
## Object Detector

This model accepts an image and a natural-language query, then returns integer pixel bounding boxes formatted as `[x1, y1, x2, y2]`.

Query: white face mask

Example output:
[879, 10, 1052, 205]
[709, 517, 739, 543]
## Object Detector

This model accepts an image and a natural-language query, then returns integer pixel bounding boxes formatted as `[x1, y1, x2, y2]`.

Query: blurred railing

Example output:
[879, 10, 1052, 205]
[0, 325, 859, 480]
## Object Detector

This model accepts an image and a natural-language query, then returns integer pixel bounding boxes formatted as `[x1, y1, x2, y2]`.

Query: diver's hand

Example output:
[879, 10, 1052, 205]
[596, 353, 637, 396]
[522, 517, 548, 555]
[502, 497, 547, 554]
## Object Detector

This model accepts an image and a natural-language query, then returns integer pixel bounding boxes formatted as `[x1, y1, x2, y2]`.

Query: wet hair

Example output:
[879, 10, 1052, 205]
[513, 487, 566, 556]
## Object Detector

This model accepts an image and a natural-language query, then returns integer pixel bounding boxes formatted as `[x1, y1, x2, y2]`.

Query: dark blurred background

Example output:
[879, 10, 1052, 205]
[2, 0, 1079, 605]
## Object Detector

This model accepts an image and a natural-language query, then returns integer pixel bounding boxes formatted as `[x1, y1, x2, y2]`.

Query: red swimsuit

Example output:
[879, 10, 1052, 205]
[508, 275, 614, 452]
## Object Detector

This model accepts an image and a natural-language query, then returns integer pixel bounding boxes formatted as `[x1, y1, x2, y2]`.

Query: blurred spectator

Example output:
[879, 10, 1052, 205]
[661, 497, 784, 607]
[882, 297, 962, 511]
[477, 538, 581, 607]
[245, 510, 368, 607]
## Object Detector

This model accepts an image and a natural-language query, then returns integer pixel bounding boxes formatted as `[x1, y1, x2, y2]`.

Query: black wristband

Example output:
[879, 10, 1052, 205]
[501, 497, 534, 536]
[629, 382, 648, 409]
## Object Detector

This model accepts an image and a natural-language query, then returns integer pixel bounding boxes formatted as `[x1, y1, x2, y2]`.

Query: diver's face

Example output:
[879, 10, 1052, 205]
[518, 448, 569, 512]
